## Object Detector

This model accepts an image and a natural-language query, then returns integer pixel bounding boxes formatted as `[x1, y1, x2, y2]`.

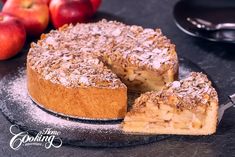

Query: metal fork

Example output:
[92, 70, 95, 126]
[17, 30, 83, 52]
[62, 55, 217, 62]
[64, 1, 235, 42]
[187, 17, 235, 31]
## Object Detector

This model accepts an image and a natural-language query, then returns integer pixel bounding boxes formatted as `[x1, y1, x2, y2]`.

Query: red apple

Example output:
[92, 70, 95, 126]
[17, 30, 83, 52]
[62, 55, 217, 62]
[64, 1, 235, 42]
[49, 0, 93, 29]
[90, 0, 101, 12]
[1, 0, 7, 4]
[0, 13, 26, 60]
[41, 0, 50, 5]
[1, 0, 50, 4]
[2, 0, 49, 37]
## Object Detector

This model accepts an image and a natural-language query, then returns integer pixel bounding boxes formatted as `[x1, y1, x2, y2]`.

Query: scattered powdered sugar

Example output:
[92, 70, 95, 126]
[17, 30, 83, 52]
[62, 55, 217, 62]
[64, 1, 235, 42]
[171, 81, 181, 89]
[7, 70, 32, 105]
[79, 76, 90, 85]
[1, 68, 119, 131]
[167, 72, 218, 109]
[179, 65, 192, 80]
[112, 28, 122, 36]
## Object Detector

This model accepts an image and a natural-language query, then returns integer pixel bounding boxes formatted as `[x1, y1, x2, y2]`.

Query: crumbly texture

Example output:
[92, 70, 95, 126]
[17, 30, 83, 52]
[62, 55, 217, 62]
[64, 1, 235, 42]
[133, 72, 218, 111]
[122, 72, 219, 135]
[27, 20, 177, 88]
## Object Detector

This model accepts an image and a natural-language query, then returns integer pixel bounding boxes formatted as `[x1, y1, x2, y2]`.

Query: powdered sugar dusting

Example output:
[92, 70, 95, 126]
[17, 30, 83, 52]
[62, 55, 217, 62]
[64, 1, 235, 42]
[166, 72, 218, 109]
[135, 72, 218, 110]
[179, 65, 192, 79]
[7, 70, 31, 105]
[2, 69, 119, 131]
[79, 76, 90, 85]
[28, 20, 177, 88]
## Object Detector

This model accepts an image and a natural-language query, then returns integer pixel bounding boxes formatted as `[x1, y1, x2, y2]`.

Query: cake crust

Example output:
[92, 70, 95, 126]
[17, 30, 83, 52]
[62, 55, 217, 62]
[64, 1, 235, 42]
[27, 66, 127, 119]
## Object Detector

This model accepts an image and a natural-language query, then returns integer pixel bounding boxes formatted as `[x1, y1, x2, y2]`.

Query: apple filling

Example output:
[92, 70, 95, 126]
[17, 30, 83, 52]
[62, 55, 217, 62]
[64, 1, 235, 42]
[103, 57, 177, 92]
[124, 102, 207, 130]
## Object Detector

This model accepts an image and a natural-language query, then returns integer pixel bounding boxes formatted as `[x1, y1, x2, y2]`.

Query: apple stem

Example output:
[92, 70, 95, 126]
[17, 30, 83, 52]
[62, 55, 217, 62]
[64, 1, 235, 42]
[26, 4, 33, 8]
[23, 1, 33, 9]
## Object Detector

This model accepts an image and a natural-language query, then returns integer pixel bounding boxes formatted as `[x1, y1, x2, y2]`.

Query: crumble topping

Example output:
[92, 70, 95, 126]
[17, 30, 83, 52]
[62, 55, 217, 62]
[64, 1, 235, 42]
[27, 19, 177, 88]
[134, 72, 218, 110]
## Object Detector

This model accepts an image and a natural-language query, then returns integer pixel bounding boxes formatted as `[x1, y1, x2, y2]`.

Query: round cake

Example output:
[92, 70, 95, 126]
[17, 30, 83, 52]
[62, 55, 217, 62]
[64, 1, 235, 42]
[27, 20, 178, 119]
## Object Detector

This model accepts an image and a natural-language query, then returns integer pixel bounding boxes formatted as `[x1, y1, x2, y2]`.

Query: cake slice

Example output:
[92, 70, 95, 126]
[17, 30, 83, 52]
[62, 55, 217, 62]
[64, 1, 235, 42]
[122, 72, 218, 135]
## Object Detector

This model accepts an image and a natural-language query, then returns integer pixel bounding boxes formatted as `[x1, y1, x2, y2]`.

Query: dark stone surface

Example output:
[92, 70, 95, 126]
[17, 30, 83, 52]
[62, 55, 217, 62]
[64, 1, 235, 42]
[0, 0, 235, 156]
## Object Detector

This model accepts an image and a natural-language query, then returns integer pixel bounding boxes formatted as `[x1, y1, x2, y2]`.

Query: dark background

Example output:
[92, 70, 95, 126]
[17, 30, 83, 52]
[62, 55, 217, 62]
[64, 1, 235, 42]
[0, 0, 235, 156]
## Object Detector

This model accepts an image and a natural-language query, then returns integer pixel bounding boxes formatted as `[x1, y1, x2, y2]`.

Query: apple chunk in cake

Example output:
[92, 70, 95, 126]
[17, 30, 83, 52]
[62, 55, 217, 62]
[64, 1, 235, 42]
[122, 72, 218, 135]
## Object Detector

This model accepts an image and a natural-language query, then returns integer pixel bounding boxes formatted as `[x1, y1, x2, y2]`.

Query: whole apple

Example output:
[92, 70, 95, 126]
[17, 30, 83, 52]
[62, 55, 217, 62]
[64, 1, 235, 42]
[49, 0, 93, 29]
[0, 13, 26, 60]
[1, 0, 51, 4]
[90, 0, 102, 12]
[1, 0, 7, 4]
[41, 0, 50, 5]
[2, 0, 49, 37]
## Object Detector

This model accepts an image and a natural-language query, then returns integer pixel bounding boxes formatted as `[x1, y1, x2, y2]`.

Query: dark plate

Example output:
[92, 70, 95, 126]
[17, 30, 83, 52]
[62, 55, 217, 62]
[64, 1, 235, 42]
[173, 0, 235, 43]
[0, 57, 208, 147]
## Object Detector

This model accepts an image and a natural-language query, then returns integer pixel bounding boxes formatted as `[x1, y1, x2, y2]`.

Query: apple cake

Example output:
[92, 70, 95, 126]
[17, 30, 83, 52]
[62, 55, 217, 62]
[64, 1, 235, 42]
[27, 19, 178, 119]
[122, 72, 219, 135]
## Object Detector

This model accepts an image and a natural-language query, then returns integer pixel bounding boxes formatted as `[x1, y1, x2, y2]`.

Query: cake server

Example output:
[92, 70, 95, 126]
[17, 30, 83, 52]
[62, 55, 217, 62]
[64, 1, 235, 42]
[187, 17, 235, 31]
[218, 94, 235, 123]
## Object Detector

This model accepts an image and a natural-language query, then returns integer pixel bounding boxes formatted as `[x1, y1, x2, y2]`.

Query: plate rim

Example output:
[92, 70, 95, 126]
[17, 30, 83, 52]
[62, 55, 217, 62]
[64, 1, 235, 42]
[173, 0, 235, 43]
